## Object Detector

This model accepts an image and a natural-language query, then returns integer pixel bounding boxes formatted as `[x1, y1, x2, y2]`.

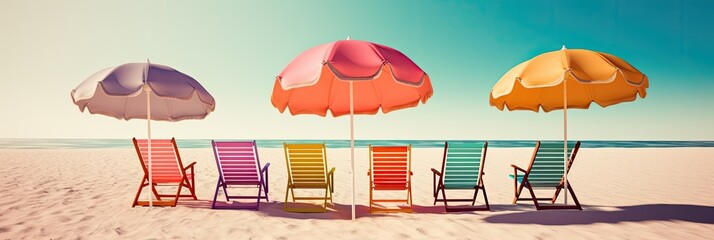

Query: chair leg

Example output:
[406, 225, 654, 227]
[222, 184, 230, 202]
[284, 182, 292, 211]
[132, 176, 147, 207]
[262, 172, 270, 202]
[369, 185, 373, 214]
[256, 183, 263, 210]
[408, 185, 413, 210]
[172, 183, 182, 207]
[481, 186, 491, 211]
[407, 183, 412, 205]
[552, 185, 562, 204]
[184, 177, 197, 200]
[433, 184, 442, 205]
[323, 188, 329, 213]
[440, 186, 449, 209]
[211, 179, 221, 209]
[513, 181, 526, 204]
[150, 183, 162, 201]
[524, 182, 541, 210]
[472, 187, 480, 206]
[432, 173, 437, 198]
[261, 179, 270, 202]
[190, 167, 195, 194]
[567, 183, 582, 210]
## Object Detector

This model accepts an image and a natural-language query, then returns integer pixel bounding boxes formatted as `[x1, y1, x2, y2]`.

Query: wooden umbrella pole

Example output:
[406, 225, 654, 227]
[146, 85, 153, 208]
[563, 74, 569, 205]
[350, 80, 355, 220]
[145, 60, 153, 208]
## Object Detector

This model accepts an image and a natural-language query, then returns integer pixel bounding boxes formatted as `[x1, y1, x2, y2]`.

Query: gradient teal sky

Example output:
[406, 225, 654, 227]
[1, 0, 712, 140]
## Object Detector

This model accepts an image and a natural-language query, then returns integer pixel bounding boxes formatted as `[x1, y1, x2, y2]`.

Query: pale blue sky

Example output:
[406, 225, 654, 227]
[0, 0, 712, 140]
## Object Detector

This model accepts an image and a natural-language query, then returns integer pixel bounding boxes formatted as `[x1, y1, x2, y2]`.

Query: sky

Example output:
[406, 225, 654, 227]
[0, 0, 712, 141]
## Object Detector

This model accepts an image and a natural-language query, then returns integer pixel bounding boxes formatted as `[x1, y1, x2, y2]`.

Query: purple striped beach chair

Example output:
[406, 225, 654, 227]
[211, 140, 270, 210]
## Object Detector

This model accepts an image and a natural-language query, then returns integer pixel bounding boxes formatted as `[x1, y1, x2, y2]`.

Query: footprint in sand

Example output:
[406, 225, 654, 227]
[58, 216, 71, 223]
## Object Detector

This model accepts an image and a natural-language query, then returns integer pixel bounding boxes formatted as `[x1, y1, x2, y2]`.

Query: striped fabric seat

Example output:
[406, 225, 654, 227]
[432, 141, 490, 212]
[283, 143, 335, 213]
[510, 141, 583, 210]
[368, 145, 413, 213]
[211, 140, 269, 210]
[131, 138, 197, 207]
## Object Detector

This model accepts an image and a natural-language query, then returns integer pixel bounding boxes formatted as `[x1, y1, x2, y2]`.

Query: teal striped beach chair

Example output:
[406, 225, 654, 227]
[431, 141, 490, 212]
[509, 141, 582, 210]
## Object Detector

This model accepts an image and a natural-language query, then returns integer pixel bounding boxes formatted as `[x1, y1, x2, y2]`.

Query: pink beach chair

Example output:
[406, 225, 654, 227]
[131, 138, 197, 207]
[211, 140, 270, 210]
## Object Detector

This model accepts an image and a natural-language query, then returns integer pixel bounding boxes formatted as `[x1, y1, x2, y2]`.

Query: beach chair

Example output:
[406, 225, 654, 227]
[510, 141, 582, 210]
[431, 141, 490, 212]
[283, 143, 335, 213]
[211, 140, 270, 210]
[131, 138, 197, 207]
[368, 145, 413, 213]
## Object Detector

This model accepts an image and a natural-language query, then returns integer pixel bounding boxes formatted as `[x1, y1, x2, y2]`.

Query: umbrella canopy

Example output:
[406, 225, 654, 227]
[72, 62, 215, 120]
[71, 61, 215, 207]
[490, 47, 648, 111]
[489, 46, 648, 205]
[271, 38, 432, 219]
[272, 39, 432, 116]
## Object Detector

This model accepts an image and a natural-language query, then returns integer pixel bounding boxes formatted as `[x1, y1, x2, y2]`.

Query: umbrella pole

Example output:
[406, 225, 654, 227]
[146, 85, 153, 208]
[350, 80, 355, 220]
[563, 75, 568, 205]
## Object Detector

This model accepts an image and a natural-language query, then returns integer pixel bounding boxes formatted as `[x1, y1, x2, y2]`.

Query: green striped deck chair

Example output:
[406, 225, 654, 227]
[509, 141, 582, 210]
[431, 141, 490, 212]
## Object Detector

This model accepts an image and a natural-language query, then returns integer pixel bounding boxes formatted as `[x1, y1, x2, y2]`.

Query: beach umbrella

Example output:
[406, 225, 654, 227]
[71, 61, 215, 207]
[489, 46, 648, 205]
[271, 37, 433, 219]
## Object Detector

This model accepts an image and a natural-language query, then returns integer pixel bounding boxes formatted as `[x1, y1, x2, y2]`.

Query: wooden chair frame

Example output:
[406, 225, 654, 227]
[431, 141, 490, 212]
[211, 140, 270, 210]
[283, 143, 335, 213]
[511, 141, 582, 210]
[368, 145, 413, 213]
[131, 138, 197, 207]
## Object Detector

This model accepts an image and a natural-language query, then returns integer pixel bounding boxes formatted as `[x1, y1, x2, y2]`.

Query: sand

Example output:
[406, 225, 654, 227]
[0, 147, 713, 239]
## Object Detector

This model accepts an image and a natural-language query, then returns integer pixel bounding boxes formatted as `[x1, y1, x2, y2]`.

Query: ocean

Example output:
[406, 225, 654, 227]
[0, 139, 712, 149]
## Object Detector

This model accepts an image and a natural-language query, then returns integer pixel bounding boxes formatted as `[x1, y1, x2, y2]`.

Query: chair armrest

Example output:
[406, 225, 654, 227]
[261, 162, 270, 173]
[328, 167, 336, 193]
[183, 162, 197, 170]
[510, 164, 526, 173]
[367, 170, 371, 176]
[430, 168, 442, 176]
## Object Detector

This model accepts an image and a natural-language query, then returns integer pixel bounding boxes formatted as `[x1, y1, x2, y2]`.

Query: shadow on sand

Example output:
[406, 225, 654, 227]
[483, 204, 714, 225]
[178, 199, 484, 219]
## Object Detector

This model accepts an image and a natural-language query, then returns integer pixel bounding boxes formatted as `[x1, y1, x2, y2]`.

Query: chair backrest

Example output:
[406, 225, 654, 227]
[284, 143, 328, 185]
[369, 145, 412, 187]
[441, 141, 487, 189]
[212, 140, 261, 185]
[133, 138, 185, 183]
[526, 141, 581, 187]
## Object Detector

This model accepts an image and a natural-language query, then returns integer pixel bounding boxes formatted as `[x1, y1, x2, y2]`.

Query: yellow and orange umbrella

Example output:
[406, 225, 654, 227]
[489, 46, 648, 205]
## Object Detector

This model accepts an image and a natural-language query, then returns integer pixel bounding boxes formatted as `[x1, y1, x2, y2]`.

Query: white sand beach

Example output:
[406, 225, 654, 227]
[1, 147, 713, 239]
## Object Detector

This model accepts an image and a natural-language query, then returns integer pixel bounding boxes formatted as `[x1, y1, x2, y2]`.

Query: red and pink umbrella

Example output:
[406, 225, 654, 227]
[271, 37, 433, 219]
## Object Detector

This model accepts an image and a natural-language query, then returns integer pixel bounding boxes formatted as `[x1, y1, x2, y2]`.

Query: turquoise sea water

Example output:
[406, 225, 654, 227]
[0, 139, 712, 149]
